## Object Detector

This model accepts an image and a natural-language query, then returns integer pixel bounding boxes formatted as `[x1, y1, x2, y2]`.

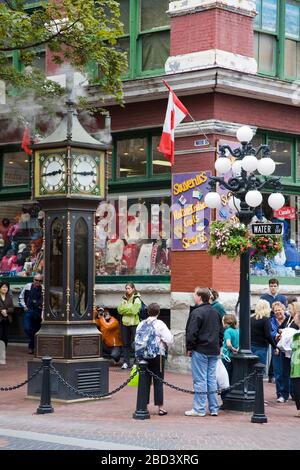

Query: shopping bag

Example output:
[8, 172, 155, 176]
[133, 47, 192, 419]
[0, 340, 6, 364]
[128, 364, 139, 387]
[216, 358, 229, 390]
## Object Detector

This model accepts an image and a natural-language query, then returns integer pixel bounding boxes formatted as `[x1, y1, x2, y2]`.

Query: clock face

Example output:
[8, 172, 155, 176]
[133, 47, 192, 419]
[72, 154, 98, 193]
[41, 154, 66, 192]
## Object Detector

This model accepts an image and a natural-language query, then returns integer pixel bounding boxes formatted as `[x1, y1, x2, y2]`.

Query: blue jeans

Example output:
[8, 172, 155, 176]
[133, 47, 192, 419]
[191, 351, 219, 414]
[251, 345, 268, 367]
[23, 309, 41, 350]
[272, 350, 290, 401]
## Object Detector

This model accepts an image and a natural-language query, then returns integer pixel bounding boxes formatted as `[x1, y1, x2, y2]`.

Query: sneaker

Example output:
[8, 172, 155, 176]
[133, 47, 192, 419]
[184, 409, 206, 417]
[210, 411, 218, 416]
[121, 363, 129, 370]
[277, 397, 287, 403]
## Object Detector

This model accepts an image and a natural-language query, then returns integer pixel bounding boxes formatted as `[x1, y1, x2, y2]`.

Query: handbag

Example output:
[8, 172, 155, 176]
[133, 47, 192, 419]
[128, 364, 139, 387]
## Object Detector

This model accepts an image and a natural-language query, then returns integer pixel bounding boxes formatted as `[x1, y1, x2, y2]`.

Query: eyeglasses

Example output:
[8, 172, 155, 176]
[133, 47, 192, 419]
[34, 279, 41, 282]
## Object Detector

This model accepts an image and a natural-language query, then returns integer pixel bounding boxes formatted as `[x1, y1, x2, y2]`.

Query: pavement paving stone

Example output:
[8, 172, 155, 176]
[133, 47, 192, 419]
[1, 345, 299, 450]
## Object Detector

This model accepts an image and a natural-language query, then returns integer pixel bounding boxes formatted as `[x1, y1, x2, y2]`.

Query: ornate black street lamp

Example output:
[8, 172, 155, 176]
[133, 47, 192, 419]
[205, 125, 285, 411]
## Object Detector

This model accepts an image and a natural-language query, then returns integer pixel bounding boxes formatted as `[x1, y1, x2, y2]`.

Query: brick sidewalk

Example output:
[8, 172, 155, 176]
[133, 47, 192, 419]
[0, 345, 299, 450]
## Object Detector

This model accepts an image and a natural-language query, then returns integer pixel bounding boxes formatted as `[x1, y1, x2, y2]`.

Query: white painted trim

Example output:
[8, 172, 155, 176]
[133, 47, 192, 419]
[174, 119, 257, 137]
[169, 0, 256, 17]
[165, 49, 258, 75]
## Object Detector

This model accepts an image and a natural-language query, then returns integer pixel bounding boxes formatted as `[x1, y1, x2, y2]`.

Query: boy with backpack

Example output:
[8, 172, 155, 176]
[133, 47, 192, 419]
[135, 302, 174, 416]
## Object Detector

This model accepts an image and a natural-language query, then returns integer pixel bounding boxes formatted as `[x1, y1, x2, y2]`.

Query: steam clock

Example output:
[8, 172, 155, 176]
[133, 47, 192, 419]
[28, 101, 111, 401]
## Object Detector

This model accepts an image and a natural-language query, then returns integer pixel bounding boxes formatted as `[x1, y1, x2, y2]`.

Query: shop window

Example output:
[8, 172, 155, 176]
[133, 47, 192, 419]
[117, 137, 147, 178]
[152, 135, 171, 175]
[0, 201, 43, 278]
[114, 132, 170, 181]
[250, 194, 300, 278]
[255, 132, 295, 181]
[95, 196, 171, 276]
[268, 138, 292, 177]
[2, 151, 30, 187]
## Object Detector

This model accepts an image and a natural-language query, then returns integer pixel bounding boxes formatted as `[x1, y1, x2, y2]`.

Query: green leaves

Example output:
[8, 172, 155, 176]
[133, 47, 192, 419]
[0, 0, 126, 104]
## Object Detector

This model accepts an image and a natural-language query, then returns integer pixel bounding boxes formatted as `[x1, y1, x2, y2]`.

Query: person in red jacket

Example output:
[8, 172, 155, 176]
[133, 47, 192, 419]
[94, 307, 123, 364]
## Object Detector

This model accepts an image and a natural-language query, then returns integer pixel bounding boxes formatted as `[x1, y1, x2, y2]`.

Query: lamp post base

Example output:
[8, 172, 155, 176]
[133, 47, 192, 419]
[222, 353, 258, 412]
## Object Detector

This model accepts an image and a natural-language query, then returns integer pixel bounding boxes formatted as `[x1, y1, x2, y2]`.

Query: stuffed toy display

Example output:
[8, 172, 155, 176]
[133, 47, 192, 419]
[105, 235, 124, 274]
[0, 218, 12, 242]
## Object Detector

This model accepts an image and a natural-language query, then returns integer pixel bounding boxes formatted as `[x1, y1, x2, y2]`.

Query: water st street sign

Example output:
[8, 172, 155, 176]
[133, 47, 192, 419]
[251, 223, 283, 235]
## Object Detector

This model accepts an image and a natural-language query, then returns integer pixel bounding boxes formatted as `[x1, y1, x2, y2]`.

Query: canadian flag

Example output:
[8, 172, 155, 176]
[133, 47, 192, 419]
[21, 127, 32, 156]
[157, 80, 189, 166]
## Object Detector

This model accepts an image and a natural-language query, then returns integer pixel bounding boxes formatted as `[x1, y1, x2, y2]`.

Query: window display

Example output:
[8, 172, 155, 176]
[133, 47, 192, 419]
[95, 196, 171, 276]
[0, 202, 43, 277]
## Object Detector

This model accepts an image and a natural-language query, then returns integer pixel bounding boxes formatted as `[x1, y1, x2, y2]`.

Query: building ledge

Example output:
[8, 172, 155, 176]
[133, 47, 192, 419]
[86, 69, 300, 111]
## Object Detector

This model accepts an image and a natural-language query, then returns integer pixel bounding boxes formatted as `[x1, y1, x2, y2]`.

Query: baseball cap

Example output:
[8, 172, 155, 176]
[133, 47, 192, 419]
[18, 243, 27, 253]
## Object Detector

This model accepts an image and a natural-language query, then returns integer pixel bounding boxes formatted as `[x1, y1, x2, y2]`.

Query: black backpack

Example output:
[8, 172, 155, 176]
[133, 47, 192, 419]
[133, 295, 148, 321]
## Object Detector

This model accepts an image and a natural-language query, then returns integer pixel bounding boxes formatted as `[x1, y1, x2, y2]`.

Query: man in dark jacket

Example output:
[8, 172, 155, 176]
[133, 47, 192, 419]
[185, 286, 223, 417]
[19, 274, 43, 354]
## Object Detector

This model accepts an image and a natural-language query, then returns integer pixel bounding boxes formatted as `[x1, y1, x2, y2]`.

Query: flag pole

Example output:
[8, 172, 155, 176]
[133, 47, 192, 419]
[162, 80, 212, 147]
[186, 112, 212, 147]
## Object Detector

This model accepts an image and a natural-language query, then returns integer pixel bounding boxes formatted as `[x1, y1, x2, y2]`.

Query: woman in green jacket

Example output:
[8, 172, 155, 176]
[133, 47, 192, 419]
[291, 311, 300, 418]
[117, 283, 141, 369]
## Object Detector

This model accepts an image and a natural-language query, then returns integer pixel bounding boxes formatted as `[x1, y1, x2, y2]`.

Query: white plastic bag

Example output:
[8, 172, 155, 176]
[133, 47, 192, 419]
[277, 327, 298, 358]
[0, 340, 6, 364]
[216, 358, 229, 390]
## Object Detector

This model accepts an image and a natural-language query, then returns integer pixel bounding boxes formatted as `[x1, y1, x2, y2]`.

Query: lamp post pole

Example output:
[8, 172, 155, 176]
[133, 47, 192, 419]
[205, 126, 284, 411]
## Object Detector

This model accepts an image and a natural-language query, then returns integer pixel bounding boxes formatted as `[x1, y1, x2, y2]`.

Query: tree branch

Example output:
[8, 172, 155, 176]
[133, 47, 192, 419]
[0, 19, 81, 52]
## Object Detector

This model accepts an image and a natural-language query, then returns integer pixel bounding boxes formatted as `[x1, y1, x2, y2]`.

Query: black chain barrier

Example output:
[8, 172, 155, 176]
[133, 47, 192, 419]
[145, 367, 258, 396]
[0, 364, 43, 392]
[48, 362, 256, 399]
[49, 363, 138, 399]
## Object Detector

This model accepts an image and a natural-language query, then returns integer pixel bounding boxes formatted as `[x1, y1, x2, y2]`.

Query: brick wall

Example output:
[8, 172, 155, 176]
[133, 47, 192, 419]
[171, 250, 240, 292]
[214, 93, 300, 134]
[170, 9, 254, 57]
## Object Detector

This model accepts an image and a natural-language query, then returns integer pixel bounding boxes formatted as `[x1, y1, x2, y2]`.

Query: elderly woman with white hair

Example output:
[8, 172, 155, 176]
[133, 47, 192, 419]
[251, 299, 277, 367]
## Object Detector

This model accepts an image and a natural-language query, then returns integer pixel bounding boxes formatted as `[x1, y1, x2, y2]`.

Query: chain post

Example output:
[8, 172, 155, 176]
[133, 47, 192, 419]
[133, 360, 150, 420]
[36, 357, 54, 415]
[251, 363, 267, 424]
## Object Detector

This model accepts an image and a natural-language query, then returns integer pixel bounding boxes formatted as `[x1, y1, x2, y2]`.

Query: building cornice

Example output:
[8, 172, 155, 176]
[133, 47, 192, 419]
[168, 0, 257, 17]
[85, 69, 300, 111]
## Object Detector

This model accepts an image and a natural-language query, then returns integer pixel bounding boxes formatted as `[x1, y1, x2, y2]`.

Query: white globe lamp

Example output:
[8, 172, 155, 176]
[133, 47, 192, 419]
[204, 192, 222, 209]
[268, 193, 285, 210]
[257, 157, 276, 176]
[236, 126, 254, 143]
[215, 157, 232, 174]
[232, 160, 243, 176]
[228, 196, 241, 211]
[241, 155, 258, 172]
[245, 190, 263, 207]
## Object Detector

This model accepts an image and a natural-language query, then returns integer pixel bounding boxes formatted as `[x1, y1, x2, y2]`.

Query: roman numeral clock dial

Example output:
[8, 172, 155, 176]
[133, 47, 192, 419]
[41, 154, 66, 193]
[72, 154, 98, 194]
